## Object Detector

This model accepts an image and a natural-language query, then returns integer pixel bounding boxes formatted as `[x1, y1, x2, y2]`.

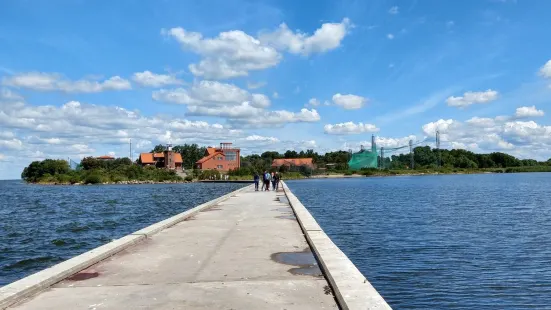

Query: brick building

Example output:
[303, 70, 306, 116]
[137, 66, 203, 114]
[196, 143, 240, 172]
[139, 146, 183, 170]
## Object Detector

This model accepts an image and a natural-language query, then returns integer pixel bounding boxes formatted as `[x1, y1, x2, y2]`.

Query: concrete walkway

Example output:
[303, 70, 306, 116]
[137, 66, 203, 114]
[8, 186, 338, 309]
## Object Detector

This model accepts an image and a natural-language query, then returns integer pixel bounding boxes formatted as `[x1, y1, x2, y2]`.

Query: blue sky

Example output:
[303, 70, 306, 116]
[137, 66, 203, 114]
[1, 0, 551, 179]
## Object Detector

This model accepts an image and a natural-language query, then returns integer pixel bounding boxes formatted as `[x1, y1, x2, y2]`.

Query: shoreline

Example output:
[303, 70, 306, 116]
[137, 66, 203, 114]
[27, 179, 193, 186]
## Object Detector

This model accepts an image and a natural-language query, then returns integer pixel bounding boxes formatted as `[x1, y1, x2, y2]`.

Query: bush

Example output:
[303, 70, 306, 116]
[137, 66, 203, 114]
[184, 176, 193, 182]
[84, 173, 103, 184]
[344, 171, 353, 176]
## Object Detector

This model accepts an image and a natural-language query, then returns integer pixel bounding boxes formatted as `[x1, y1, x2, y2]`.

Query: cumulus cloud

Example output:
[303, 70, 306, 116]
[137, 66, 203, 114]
[227, 108, 320, 127]
[539, 60, 551, 78]
[324, 122, 379, 135]
[422, 114, 551, 158]
[388, 6, 399, 14]
[132, 71, 183, 87]
[163, 19, 351, 79]
[258, 18, 351, 55]
[332, 93, 367, 109]
[515, 106, 544, 118]
[162, 27, 281, 79]
[0, 91, 252, 169]
[152, 80, 319, 126]
[446, 89, 498, 108]
[342, 135, 417, 152]
[2, 72, 131, 93]
[305, 98, 320, 107]
[152, 80, 269, 108]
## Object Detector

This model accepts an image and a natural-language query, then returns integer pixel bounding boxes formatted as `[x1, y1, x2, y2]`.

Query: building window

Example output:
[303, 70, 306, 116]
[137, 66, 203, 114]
[217, 165, 223, 169]
[225, 151, 237, 161]
[217, 156, 223, 160]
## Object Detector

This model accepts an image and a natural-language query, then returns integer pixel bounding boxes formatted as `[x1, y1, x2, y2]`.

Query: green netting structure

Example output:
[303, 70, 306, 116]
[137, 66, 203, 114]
[348, 149, 378, 170]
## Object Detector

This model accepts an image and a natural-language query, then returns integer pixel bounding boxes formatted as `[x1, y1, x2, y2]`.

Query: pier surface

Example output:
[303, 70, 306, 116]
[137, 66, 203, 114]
[4, 186, 337, 309]
[2, 183, 391, 310]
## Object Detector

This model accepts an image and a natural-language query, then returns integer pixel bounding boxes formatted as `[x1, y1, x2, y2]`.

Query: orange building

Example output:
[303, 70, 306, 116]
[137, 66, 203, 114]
[271, 158, 315, 169]
[139, 147, 183, 170]
[196, 143, 240, 172]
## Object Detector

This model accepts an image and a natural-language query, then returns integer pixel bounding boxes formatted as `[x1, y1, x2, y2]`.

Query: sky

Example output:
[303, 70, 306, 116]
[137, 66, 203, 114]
[1, 0, 551, 179]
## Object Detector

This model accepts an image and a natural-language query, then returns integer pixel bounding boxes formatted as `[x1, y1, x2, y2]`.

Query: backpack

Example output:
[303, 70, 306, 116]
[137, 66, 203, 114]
[265, 173, 270, 180]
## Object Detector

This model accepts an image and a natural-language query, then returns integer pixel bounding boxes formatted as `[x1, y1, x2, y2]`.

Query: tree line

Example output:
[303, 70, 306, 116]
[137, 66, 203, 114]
[150, 143, 551, 172]
[21, 157, 182, 184]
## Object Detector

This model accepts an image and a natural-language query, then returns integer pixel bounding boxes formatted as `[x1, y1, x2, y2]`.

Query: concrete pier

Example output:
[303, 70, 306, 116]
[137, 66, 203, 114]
[1, 183, 390, 309]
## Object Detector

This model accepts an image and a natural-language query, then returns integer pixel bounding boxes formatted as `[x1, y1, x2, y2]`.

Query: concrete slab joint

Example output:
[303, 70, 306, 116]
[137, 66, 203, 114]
[281, 181, 392, 310]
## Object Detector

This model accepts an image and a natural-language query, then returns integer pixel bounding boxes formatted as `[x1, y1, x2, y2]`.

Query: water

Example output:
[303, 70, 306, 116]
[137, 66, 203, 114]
[0, 180, 245, 286]
[287, 173, 551, 309]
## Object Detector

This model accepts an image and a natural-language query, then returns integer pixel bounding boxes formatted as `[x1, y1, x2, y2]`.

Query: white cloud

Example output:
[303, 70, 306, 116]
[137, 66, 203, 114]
[152, 80, 269, 108]
[246, 81, 266, 89]
[228, 108, 320, 127]
[324, 122, 379, 135]
[244, 135, 279, 143]
[1, 88, 23, 101]
[446, 89, 498, 108]
[387, 34, 394, 40]
[272, 92, 279, 99]
[258, 18, 351, 56]
[515, 106, 544, 118]
[332, 93, 367, 109]
[539, 60, 551, 78]
[342, 135, 417, 151]
[422, 114, 551, 158]
[446, 21, 455, 28]
[2, 72, 131, 93]
[153, 81, 318, 127]
[305, 98, 320, 107]
[162, 27, 281, 79]
[388, 6, 399, 14]
[132, 71, 183, 87]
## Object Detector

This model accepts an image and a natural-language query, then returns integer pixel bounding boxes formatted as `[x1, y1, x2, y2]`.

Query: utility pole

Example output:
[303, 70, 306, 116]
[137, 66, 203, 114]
[371, 134, 377, 153]
[409, 140, 414, 169]
[380, 147, 385, 169]
[436, 130, 441, 168]
[129, 138, 132, 163]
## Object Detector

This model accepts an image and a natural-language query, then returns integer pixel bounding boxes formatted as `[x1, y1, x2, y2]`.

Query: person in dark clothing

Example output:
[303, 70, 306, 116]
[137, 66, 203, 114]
[271, 172, 276, 190]
[274, 172, 280, 190]
[264, 171, 270, 191]
[253, 172, 260, 191]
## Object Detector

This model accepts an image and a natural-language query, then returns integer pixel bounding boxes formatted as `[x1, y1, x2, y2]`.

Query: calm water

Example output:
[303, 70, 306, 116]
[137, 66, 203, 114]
[287, 173, 551, 309]
[0, 181, 245, 286]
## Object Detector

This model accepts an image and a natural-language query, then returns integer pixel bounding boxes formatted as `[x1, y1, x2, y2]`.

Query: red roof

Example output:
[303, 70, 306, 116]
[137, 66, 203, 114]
[140, 153, 155, 164]
[205, 147, 216, 155]
[272, 158, 314, 167]
[196, 152, 224, 164]
[153, 153, 164, 158]
[97, 155, 115, 160]
[174, 153, 183, 163]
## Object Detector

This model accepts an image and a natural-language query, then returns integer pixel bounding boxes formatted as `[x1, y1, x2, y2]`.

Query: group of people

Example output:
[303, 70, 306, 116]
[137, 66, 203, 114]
[253, 171, 280, 191]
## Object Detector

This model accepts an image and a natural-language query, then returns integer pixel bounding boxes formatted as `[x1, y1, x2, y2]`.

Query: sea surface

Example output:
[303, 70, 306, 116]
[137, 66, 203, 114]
[0, 181, 246, 286]
[286, 173, 551, 309]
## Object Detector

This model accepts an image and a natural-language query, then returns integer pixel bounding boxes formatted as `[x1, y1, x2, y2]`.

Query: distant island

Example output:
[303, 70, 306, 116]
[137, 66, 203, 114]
[21, 143, 551, 184]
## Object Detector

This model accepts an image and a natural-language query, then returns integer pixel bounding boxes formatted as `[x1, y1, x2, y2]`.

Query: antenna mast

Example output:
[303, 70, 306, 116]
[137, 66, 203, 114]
[436, 130, 441, 168]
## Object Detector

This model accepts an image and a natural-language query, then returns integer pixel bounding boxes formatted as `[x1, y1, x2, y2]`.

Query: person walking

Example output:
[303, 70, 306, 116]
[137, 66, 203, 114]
[271, 172, 276, 190]
[274, 172, 280, 191]
[264, 170, 271, 191]
[253, 172, 260, 191]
